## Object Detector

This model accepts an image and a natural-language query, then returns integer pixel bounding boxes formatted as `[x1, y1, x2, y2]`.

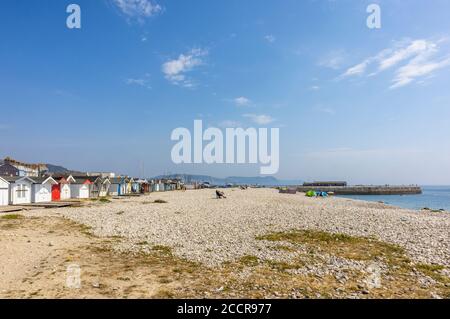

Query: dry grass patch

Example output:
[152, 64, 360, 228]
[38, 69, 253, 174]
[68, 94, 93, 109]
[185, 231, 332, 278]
[1, 214, 23, 220]
[257, 230, 405, 262]
[151, 245, 173, 255]
[239, 255, 260, 267]
[255, 229, 450, 298]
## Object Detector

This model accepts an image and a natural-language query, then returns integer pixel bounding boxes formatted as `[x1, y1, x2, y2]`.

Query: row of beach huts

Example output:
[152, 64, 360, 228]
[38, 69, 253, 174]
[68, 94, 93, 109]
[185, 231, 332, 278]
[0, 158, 183, 206]
[0, 174, 183, 206]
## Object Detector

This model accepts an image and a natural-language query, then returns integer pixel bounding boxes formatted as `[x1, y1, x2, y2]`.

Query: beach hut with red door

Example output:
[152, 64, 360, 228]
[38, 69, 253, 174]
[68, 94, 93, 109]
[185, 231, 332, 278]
[51, 183, 61, 201]
[51, 175, 75, 201]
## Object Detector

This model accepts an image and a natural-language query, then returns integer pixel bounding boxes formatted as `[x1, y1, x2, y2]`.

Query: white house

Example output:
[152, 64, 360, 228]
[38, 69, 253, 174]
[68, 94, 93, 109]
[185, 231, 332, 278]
[31, 176, 58, 203]
[5, 176, 34, 205]
[0, 176, 10, 206]
[70, 176, 93, 199]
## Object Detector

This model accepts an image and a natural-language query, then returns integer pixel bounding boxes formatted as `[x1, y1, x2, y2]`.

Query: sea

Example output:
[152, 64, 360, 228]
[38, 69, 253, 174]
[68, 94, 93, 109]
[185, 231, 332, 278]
[337, 186, 450, 212]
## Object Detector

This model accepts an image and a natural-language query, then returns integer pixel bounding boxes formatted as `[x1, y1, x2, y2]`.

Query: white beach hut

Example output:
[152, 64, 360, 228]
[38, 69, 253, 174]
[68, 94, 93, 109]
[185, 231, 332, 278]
[70, 176, 94, 199]
[5, 176, 34, 205]
[99, 178, 111, 197]
[31, 176, 58, 203]
[0, 176, 10, 206]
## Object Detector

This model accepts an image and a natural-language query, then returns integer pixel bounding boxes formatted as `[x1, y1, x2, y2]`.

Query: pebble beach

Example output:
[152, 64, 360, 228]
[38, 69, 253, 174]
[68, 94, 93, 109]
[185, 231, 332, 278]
[27, 188, 450, 268]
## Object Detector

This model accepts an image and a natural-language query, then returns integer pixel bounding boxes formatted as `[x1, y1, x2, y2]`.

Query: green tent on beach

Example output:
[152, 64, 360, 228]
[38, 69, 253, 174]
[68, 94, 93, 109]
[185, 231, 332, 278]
[305, 190, 316, 197]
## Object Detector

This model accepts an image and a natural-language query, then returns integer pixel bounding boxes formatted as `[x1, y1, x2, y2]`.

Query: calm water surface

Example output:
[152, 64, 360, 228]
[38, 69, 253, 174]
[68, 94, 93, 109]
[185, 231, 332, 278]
[337, 186, 450, 211]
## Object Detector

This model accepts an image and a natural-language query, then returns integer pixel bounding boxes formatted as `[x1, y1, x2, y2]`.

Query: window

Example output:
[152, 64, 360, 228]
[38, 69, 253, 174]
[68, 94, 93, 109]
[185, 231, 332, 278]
[16, 184, 27, 199]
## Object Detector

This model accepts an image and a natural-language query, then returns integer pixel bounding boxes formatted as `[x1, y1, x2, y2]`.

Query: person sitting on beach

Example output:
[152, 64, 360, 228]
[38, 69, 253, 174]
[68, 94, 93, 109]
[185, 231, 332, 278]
[216, 190, 226, 199]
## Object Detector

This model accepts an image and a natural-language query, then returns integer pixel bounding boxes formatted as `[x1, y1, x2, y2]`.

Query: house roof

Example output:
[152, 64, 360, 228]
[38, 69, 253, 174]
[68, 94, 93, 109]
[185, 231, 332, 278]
[109, 177, 127, 184]
[2, 176, 35, 183]
[31, 176, 58, 185]
[74, 178, 94, 185]
[0, 163, 19, 176]
[50, 174, 76, 183]
[69, 176, 96, 184]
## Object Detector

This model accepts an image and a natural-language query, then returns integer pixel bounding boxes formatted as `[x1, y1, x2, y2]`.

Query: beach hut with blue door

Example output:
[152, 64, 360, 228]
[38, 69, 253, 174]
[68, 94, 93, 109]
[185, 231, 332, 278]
[108, 177, 128, 196]
[119, 177, 128, 195]
[109, 177, 122, 196]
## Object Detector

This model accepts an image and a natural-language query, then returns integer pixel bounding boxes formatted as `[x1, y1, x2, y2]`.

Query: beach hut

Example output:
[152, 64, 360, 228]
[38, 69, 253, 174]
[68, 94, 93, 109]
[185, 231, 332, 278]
[0, 176, 10, 206]
[163, 179, 181, 191]
[88, 176, 110, 198]
[109, 177, 120, 196]
[88, 176, 101, 198]
[109, 177, 128, 196]
[151, 179, 164, 192]
[70, 176, 94, 199]
[120, 177, 128, 195]
[131, 178, 141, 193]
[31, 177, 58, 203]
[126, 178, 134, 194]
[52, 175, 75, 201]
[4, 176, 34, 205]
[132, 179, 149, 194]
[99, 177, 111, 197]
[139, 179, 150, 193]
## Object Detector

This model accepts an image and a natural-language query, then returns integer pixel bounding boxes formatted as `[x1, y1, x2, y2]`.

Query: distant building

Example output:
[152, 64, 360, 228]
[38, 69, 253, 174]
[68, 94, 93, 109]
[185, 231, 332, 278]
[0, 163, 20, 177]
[87, 172, 116, 178]
[2, 157, 48, 177]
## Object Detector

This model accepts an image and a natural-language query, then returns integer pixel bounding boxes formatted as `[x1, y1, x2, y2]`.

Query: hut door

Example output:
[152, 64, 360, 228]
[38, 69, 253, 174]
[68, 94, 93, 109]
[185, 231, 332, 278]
[52, 184, 61, 201]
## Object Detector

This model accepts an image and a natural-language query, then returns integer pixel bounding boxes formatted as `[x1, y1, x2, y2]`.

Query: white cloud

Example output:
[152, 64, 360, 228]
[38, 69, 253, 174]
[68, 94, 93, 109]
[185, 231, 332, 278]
[309, 85, 320, 91]
[125, 75, 151, 89]
[126, 78, 151, 89]
[341, 49, 391, 77]
[391, 55, 450, 89]
[264, 35, 276, 43]
[319, 50, 347, 70]
[342, 60, 371, 76]
[162, 49, 208, 87]
[243, 114, 275, 125]
[379, 40, 435, 71]
[113, 0, 162, 19]
[234, 96, 251, 106]
[342, 39, 450, 88]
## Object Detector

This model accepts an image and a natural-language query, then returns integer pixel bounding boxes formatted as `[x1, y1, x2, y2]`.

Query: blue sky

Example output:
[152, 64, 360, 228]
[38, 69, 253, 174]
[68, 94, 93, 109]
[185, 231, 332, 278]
[1, 0, 450, 184]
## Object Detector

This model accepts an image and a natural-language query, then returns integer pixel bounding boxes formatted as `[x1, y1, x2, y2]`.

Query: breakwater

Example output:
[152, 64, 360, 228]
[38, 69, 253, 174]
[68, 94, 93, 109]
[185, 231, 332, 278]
[296, 185, 422, 195]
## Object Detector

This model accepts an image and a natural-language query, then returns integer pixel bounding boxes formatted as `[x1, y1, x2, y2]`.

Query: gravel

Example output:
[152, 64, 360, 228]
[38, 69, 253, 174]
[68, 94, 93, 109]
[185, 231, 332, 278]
[26, 188, 450, 267]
